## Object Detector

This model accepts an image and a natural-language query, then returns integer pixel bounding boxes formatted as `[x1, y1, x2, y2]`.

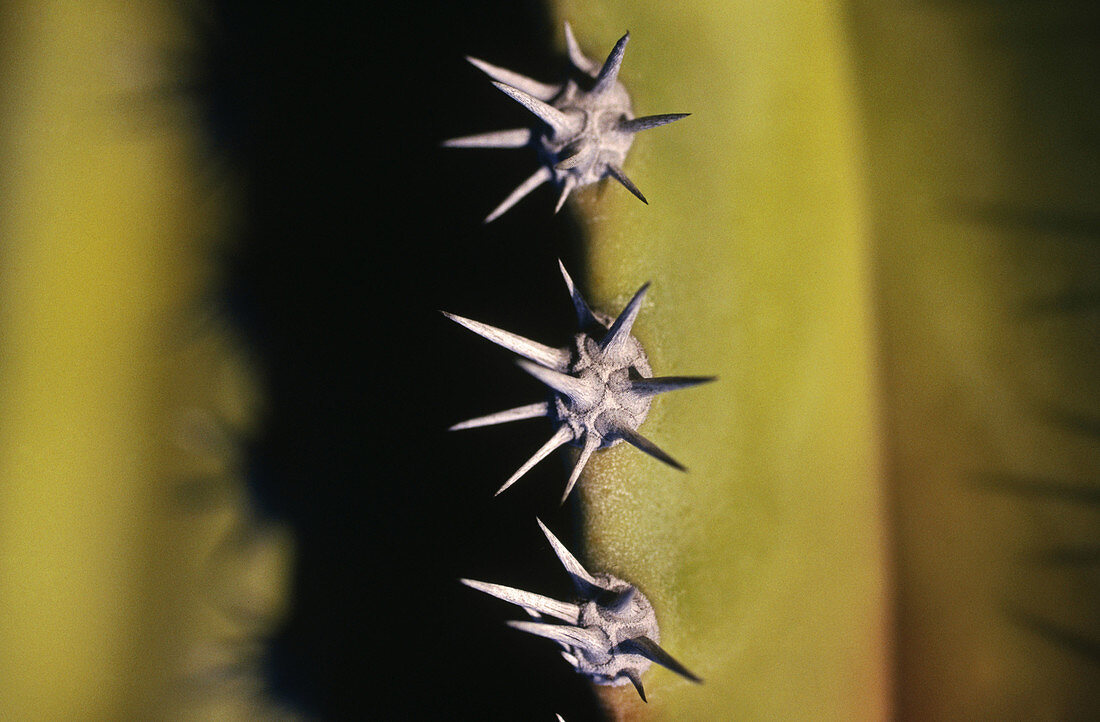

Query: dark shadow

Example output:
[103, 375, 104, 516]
[1016, 290, 1100, 316]
[969, 472, 1100, 505]
[1029, 546, 1100, 566]
[1006, 608, 1100, 666]
[193, 1, 593, 719]
[1033, 405, 1100, 441]
[945, 200, 1100, 243]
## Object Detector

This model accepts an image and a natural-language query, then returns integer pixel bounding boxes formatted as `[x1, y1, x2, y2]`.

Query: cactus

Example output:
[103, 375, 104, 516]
[2, 1, 1096, 719]
[548, 1, 1100, 719]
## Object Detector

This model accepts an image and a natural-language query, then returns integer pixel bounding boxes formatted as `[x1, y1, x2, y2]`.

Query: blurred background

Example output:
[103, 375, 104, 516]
[0, 0, 1097, 719]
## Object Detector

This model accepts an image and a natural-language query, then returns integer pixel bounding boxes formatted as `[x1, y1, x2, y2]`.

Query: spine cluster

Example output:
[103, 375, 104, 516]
[444, 22, 688, 223]
[443, 24, 707, 711]
[444, 261, 713, 503]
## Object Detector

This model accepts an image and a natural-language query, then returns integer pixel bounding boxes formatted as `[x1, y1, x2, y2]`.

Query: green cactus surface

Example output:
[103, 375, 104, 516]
[555, 1, 1099, 719]
[553, 3, 888, 719]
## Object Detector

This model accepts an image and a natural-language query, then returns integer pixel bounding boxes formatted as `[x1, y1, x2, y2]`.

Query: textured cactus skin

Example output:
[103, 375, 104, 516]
[551, 4, 889, 719]
[556, 2, 1100, 720]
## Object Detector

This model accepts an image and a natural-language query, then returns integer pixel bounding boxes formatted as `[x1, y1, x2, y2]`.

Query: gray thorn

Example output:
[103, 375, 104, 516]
[466, 56, 559, 101]
[484, 165, 552, 223]
[495, 425, 574, 496]
[593, 32, 630, 95]
[442, 309, 569, 369]
[621, 636, 703, 683]
[600, 282, 650, 356]
[491, 81, 581, 138]
[620, 113, 691, 133]
[449, 401, 550, 431]
[630, 376, 716, 397]
[443, 127, 532, 149]
[606, 163, 648, 205]
[612, 423, 686, 471]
